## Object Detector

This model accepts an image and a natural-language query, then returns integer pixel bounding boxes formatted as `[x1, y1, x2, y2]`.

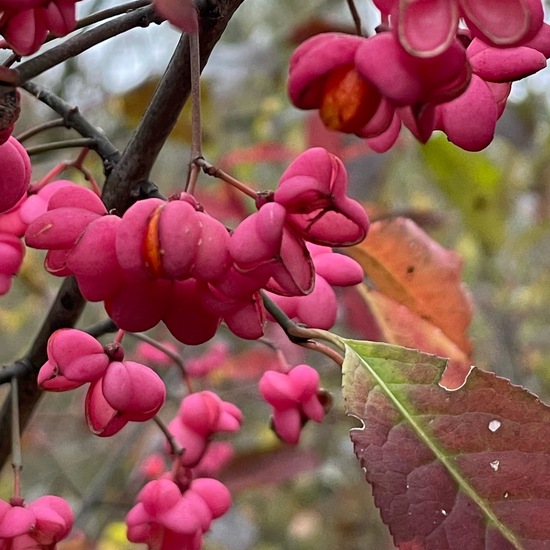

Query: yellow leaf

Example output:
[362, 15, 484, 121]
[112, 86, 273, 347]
[110, 78, 214, 145]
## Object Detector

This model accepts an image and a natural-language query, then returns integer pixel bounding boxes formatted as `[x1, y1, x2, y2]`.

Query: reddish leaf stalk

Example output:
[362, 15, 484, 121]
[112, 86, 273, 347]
[127, 332, 193, 393]
[29, 148, 99, 195]
[154, 415, 184, 457]
[301, 340, 344, 367]
[195, 157, 258, 199]
[186, 30, 203, 195]
[190, 31, 202, 162]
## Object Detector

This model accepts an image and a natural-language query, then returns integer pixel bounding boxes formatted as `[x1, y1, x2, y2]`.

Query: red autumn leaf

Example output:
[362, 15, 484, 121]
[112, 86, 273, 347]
[348, 217, 473, 357]
[342, 339, 550, 549]
[356, 285, 471, 390]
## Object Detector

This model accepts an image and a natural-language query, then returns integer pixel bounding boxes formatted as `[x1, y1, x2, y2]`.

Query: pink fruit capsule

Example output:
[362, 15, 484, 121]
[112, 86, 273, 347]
[0, 137, 30, 214]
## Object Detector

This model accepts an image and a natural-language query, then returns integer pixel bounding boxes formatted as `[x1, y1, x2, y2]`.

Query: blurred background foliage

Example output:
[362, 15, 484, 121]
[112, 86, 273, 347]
[2, 0, 550, 548]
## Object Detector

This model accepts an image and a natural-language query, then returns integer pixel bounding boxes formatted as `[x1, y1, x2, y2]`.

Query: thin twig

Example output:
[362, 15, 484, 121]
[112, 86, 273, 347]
[74, 0, 153, 32]
[15, 5, 163, 84]
[185, 31, 203, 195]
[154, 416, 183, 456]
[23, 80, 121, 174]
[260, 291, 345, 363]
[0, 360, 33, 386]
[15, 118, 67, 142]
[189, 32, 202, 161]
[127, 333, 185, 374]
[10, 377, 22, 501]
[346, 0, 363, 36]
[26, 138, 96, 156]
[195, 157, 258, 199]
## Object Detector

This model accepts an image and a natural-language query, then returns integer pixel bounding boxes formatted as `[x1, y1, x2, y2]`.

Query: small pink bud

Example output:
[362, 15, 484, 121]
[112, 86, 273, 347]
[0, 137, 30, 214]
[0, 233, 24, 296]
[101, 360, 166, 418]
[274, 148, 369, 247]
[259, 365, 326, 444]
[190, 478, 232, 519]
[28, 495, 74, 545]
[0, 505, 35, 538]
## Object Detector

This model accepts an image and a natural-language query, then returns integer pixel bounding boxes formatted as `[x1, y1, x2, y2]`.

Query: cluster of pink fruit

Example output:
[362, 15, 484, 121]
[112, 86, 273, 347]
[38, 328, 166, 436]
[167, 390, 242, 467]
[260, 364, 327, 444]
[31, 322, 330, 547]
[0, 0, 82, 294]
[37, 329, 246, 548]
[0, 178, 95, 295]
[289, 0, 550, 151]
[0, 0, 81, 55]
[0, 495, 74, 549]
[21, 147, 367, 345]
[0, 136, 31, 295]
[127, 477, 231, 550]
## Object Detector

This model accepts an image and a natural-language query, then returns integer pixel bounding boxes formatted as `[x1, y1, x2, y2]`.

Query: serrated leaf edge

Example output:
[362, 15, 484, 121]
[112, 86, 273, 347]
[342, 339, 524, 550]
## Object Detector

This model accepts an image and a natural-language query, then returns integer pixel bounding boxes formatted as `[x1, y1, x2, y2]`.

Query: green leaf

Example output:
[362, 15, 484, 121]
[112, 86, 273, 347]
[421, 136, 506, 253]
